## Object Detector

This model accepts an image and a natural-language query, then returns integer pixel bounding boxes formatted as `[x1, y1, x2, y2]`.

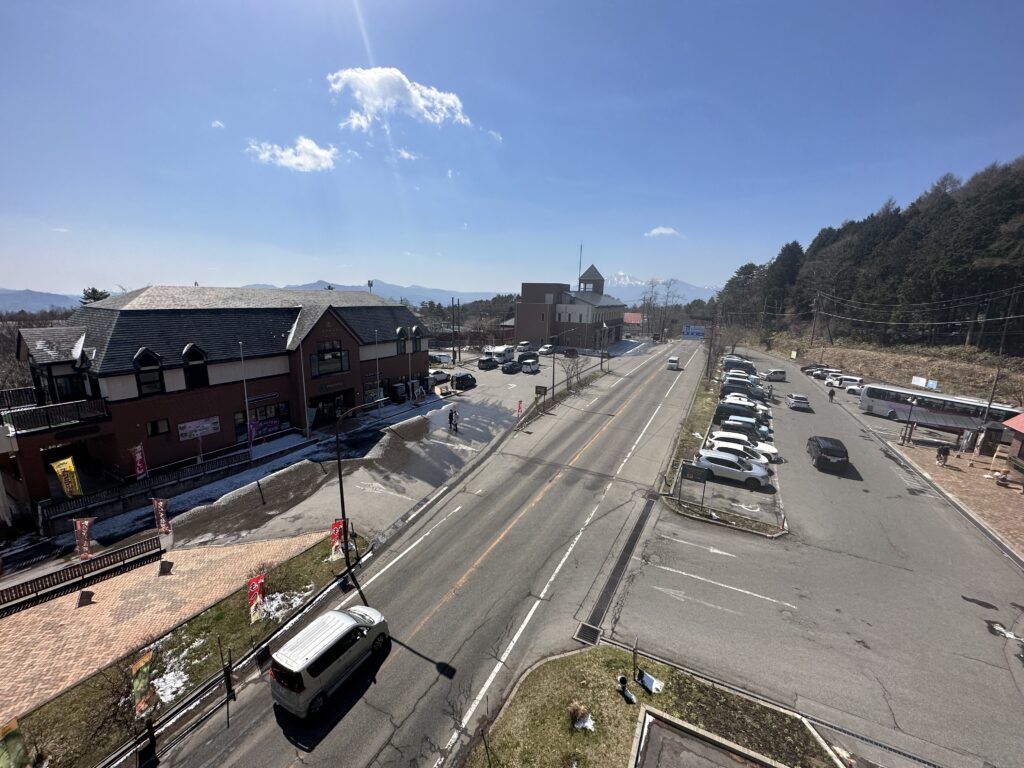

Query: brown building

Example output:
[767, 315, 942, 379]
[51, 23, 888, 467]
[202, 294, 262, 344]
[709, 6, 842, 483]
[514, 265, 626, 351]
[0, 286, 429, 527]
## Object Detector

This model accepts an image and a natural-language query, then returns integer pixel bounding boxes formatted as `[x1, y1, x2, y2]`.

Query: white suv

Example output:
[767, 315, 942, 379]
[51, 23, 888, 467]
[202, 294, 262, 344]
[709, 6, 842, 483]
[709, 431, 780, 461]
[693, 449, 772, 489]
[707, 439, 771, 466]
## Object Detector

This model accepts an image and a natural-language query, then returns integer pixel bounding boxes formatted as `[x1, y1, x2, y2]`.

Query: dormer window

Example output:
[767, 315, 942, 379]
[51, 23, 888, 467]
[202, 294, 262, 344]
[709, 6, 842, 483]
[133, 347, 164, 397]
[182, 343, 210, 390]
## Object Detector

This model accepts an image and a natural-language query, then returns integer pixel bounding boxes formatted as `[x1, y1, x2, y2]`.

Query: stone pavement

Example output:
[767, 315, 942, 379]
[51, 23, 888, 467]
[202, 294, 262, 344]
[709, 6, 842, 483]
[0, 531, 323, 724]
[894, 443, 1024, 561]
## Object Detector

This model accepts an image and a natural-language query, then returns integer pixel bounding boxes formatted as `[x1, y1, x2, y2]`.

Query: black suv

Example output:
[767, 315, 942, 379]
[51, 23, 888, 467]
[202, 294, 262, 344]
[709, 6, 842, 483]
[806, 436, 849, 471]
[453, 372, 476, 389]
[477, 356, 498, 370]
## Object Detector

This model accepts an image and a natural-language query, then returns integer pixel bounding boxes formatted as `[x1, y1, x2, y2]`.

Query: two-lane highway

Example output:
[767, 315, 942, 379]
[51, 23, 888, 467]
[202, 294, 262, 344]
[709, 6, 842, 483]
[162, 340, 704, 767]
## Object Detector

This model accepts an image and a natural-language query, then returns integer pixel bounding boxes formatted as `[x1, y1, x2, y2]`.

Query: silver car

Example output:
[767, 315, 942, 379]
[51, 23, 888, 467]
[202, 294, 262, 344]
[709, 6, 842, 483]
[693, 448, 772, 489]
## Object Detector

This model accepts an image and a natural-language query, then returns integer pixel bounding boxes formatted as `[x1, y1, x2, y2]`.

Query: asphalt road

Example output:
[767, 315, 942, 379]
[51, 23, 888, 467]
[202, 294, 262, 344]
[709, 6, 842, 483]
[161, 340, 703, 767]
[608, 351, 1024, 768]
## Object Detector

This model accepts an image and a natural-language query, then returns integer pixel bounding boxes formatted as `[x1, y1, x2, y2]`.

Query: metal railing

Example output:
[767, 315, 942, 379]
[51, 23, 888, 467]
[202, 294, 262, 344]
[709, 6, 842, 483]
[0, 398, 109, 433]
[0, 387, 36, 410]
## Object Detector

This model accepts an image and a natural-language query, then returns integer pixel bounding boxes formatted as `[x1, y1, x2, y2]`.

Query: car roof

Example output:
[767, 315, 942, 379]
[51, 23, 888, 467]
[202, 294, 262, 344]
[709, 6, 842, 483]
[809, 435, 847, 450]
[711, 431, 750, 442]
[788, 393, 809, 399]
[273, 609, 358, 671]
[698, 448, 743, 462]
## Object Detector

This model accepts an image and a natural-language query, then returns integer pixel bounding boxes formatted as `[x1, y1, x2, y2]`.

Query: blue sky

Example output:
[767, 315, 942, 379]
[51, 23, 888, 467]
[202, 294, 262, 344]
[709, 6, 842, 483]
[2, 1, 1022, 296]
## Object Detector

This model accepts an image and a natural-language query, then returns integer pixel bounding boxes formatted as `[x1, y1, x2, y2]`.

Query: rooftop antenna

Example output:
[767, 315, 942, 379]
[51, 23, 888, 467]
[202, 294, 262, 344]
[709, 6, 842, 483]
[577, 242, 582, 291]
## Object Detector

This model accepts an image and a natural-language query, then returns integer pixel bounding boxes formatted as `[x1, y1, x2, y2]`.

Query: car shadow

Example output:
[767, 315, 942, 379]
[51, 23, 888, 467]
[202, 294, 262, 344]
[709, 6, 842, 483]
[275, 640, 393, 752]
[829, 463, 864, 481]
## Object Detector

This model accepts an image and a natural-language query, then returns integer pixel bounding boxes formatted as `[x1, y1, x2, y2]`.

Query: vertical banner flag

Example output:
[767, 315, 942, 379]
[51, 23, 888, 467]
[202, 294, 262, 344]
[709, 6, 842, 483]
[50, 457, 83, 498]
[248, 574, 266, 624]
[129, 443, 148, 479]
[517, 399, 523, 417]
[330, 519, 346, 561]
[73, 517, 96, 561]
[131, 650, 156, 718]
[0, 718, 29, 768]
[152, 498, 171, 534]
[247, 421, 256, 450]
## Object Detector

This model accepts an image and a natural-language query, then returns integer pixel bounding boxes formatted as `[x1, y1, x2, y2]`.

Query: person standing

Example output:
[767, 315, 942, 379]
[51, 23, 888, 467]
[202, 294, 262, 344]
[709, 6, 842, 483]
[448, 409, 454, 431]
[828, 388, 835, 404]
[452, 408, 459, 433]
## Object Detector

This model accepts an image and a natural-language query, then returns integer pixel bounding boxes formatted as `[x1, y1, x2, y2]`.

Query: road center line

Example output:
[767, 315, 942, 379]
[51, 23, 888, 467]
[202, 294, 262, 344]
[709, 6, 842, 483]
[642, 560, 798, 610]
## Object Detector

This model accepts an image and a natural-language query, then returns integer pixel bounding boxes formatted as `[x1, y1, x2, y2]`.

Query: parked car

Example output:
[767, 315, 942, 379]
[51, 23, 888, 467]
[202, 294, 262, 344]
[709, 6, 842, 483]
[720, 382, 768, 402]
[786, 393, 812, 410]
[538, 344, 554, 355]
[714, 401, 770, 426]
[826, 375, 863, 388]
[477, 356, 498, 370]
[812, 368, 842, 380]
[806, 436, 850, 471]
[501, 360, 522, 374]
[518, 351, 540, 363]
[706, 439, 771, 466]
[761, 369, 786, 382]
[693, 449, 772, 489]
[709, 430, 780, 460]
[453, 372, 477, 389]
[721, 393, 771, 415]
[429, 369, 450, 384]
[801, 363, 830, 374]
[515, 341, 532, 353]
[521, 360, 540, 373]
[845, 384, 863, 395]
[269, 607, 389, 718]
[563, 348, 579, 358]
[721, 417, 772, 442]
[429, 352, 453, 366]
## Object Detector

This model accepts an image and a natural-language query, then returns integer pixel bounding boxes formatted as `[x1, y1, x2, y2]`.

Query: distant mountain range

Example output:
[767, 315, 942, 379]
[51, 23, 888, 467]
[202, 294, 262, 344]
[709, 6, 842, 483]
[0, 288, 79, 312]
[0, 273, 717, 313]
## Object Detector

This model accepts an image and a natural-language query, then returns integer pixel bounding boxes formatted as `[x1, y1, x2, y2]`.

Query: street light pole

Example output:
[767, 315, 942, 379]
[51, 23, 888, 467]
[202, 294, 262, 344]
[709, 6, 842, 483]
[900, 398, 918, 445]
[374, 329, 381, 414]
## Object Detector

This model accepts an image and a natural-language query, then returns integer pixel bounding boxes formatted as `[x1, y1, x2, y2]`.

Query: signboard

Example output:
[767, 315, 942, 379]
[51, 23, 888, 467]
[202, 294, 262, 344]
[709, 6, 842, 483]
[678, 464, 710, 484]
[178, 416, 220, 442]
[535, 385, 548, 397]
[50, 457, 83, 498]
[248, 574, 266, 624]
[131, 650, 156, 718]
[152, 498, 171, 534]
[911, 376, 939, 390]
[682, 325, 706, 340]
[73, 517, 95, 561]
[129, 444, 148, 479]
[330, 519, 346, 561]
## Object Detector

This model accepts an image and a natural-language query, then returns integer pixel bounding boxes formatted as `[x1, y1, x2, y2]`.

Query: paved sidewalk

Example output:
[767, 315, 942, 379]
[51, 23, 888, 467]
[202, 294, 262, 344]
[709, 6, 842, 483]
[894, 443, 1024, 561]
[0, 531, 322, 724]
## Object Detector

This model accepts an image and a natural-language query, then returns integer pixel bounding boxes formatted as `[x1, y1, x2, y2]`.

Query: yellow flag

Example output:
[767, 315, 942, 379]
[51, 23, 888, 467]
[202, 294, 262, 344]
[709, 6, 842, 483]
[50, 457, 83, 498]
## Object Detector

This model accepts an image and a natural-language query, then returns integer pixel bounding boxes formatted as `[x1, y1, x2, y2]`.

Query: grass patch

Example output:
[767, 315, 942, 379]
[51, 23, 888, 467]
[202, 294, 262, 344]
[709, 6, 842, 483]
[463, 646, 832, 768]
[666, 382, 718, 489]
[17, 534, 368, 768]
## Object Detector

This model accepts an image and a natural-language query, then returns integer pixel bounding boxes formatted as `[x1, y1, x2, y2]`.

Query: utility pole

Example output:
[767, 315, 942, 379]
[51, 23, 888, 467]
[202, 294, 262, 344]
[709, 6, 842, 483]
[808, 293, 819, 352]
[982, 289, 1017, 422]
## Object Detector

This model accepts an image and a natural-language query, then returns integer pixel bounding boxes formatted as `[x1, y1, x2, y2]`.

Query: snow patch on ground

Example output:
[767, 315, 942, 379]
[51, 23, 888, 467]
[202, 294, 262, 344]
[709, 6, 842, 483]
[263, 584, 316, 622]
[152, 637, 208, 703]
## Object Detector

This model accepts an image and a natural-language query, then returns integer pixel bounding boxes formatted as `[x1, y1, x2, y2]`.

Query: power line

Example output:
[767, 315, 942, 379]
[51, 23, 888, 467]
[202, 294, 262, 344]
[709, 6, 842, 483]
[817, 309, 1024, 327]
[817, 283, 1021, 309]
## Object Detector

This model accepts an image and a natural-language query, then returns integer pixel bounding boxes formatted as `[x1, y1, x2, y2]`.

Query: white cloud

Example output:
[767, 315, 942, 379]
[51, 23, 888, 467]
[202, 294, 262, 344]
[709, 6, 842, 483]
[327, 66, 472, 132]
[643, 226, 680, 238]
[461, 222, 468, 230]
[50, 227, 69, 233]
[211, 119, 225, 129]
[247, 136, 337, 172]
[396, 148, 419, 161]
[447, 169, 454, 180]
[488, 129, 503, 144]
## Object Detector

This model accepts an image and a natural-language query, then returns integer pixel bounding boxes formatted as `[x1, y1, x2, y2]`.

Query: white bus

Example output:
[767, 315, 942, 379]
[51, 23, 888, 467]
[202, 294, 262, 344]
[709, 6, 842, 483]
[859, 383, 1020, 433]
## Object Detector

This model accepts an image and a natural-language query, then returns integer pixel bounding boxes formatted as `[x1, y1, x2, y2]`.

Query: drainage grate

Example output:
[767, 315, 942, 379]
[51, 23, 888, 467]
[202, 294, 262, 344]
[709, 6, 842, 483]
[586, 496, 655, 628]
[574, 623, 601, 645]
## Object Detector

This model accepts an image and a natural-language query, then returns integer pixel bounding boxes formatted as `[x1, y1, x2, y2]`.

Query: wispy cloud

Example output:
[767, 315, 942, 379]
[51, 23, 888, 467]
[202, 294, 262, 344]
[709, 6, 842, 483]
[396, 147, 419, 161]
[488, 129, 503, 144]
[327, 66, 472, 132]
[643, 226, 680, 238]
[50, 226, 70, 233]
[447, 169, 454, 180]
[247, 136, 337, 172]
[211, 119, 225, 129]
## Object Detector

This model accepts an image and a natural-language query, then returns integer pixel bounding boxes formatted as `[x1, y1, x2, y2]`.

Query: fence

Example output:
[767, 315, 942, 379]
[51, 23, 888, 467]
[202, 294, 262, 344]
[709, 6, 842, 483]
[0, 398, 109, 432]
[0, 387, 36, 410]
[0, 536, 163, 615]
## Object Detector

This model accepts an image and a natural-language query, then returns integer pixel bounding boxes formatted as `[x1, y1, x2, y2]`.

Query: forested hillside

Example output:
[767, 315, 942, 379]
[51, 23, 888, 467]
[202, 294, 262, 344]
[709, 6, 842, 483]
[713, 157, 1024, 353]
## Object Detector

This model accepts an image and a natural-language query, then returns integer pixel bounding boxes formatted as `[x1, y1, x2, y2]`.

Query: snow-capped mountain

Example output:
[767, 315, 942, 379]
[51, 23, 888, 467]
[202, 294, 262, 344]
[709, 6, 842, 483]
[603, 272, 716, 305]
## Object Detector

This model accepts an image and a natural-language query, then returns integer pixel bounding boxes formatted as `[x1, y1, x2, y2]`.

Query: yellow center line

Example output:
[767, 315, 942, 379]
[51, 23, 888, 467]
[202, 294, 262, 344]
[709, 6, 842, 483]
[403, 367, 660, 643]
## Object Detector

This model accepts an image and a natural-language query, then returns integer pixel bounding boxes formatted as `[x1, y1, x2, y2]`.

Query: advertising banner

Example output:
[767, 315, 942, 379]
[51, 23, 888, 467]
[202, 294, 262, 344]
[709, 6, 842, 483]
[247, 574, 266, 624]
[50, 457, 83, 498]
[73, 517, 96, 561]
[129, 444, 148, 479]
[131, 650, 156, 718]
[177, 416, 220, 442]
[152, 498, 171, 535]
[0, 718, 29, 768]
[330, 519, 346, 561]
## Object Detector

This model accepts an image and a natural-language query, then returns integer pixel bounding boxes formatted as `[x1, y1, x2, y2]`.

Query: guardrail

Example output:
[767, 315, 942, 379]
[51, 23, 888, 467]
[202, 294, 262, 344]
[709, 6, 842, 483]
[0, 536, 163, 616]
[0, 387, 36, 410]
[0, 398, 109, 432]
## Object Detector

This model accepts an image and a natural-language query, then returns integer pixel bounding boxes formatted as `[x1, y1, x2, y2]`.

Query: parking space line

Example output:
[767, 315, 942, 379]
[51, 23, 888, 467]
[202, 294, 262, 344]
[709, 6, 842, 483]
[640, 560, 798, 610]
[657, 534, 736, 557]
[653, 586, 742, 615]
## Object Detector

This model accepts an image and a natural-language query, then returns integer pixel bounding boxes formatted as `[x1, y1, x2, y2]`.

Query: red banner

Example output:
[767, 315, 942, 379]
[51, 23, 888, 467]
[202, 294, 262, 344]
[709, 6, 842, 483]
[152, 498, 171, 534]
[74, 518, 95, 561]
[129, 443, 148, 479]
[330, 519, 346, 561]
[248, 574, 266, 624]
[131, 650, 156, 718]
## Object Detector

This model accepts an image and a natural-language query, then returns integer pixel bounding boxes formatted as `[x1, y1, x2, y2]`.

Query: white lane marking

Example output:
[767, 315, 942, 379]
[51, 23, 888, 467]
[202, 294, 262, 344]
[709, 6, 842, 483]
[406, 485, 449, 523]
[353, 481, 417, 501]
[642, 561, 798, 610]
[732, 503, 760, 513]
[506, 383, 517, 389]
[617, 404, 662, 475]
[336, 505, 462, 609]
[434, 482, 614, 766]
[427, 439, 477, 452]
[653, 586, 742, 615]
[584, 397, 599, 408]
[658, 534, 736, 557]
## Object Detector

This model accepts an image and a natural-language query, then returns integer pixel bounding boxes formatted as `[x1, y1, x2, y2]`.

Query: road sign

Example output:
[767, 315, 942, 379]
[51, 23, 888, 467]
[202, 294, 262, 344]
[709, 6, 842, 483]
[535, 385, 548, 397]
[682, 325, 706, 339]
[678, 464, 709, 483]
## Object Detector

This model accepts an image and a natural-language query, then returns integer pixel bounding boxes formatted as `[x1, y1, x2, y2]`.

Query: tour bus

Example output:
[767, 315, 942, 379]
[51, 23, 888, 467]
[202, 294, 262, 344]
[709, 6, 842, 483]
[859, 383, 1021, 433]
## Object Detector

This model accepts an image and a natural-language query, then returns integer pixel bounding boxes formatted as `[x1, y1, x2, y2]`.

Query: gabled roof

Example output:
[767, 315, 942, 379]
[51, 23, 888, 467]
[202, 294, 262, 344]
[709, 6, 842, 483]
[579, 264, 603, 280]
[19, 285, 425, 376]
[1003, 413, 1024, 434]
[17, 327, 86, 363]
[567, 290, 627, 308]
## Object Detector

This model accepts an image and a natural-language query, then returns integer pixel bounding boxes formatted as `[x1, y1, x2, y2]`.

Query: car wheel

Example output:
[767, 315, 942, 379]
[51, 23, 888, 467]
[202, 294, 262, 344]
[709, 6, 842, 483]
[745, 478, 760, 490]
[886, 409, 897, 419]
[372, 633, 388, 653]
[307, 693, 326, 718]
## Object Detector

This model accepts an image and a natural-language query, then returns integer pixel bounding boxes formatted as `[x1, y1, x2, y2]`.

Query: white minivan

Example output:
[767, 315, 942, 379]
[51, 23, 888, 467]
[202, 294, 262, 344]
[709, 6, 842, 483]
[270, 607, 389, 718]
[667, 356, 680, 370]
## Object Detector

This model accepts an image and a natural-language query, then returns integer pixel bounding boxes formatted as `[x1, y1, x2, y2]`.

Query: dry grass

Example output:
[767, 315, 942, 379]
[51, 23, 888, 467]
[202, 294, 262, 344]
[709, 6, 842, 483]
[666, 383, 718, 486]
[462, 646, 831, 768]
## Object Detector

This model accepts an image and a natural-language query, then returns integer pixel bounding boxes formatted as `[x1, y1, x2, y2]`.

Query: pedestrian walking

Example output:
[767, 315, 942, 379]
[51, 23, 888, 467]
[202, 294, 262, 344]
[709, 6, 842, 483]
[936, 444, 950, 467]
[452, 408, 459, 433]
[448, 409, 454, 431]
[828, 388, 835, 404]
